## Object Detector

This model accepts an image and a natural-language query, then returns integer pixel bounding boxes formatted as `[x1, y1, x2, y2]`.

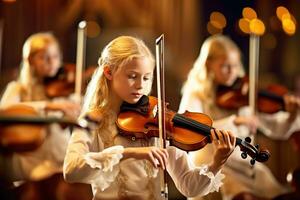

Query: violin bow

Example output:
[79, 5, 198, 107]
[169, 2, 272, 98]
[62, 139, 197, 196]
[248, 33, 259, 119]
[75, 20, 87, 103]
[155, 34, 168, 199]
[0, 19, 4, 76]
[248, 18, 267, 126]
[248, 20, 270, 164]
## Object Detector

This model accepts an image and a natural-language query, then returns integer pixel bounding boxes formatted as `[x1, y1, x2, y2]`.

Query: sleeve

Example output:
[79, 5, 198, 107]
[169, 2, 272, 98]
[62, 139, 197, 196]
[258, 111, 300, 140]
[0, 81, 47, 113]
[237, 106, 300, 140]
[178, 91, 204, 114]
[167, 146, 225, 198]
[63, 128, 124, 191]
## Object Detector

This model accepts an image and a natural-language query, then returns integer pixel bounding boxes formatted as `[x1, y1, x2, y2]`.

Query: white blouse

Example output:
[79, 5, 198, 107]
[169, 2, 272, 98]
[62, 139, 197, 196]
[63, 112, 225, 200]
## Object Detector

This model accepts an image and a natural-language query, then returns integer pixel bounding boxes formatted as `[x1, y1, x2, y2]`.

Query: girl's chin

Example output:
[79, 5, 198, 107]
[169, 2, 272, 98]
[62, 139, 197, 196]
[124, 97, 141, 104]
[224, 79, 236, 86]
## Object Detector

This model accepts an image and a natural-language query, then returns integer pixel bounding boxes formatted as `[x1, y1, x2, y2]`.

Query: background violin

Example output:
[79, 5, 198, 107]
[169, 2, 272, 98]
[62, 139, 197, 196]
[44, 63, 96, 98]
[117, 95, 270, 165]
[216, 76, 288, 114]
[0, 104, 46, 152]
[0, 104, 89, 153]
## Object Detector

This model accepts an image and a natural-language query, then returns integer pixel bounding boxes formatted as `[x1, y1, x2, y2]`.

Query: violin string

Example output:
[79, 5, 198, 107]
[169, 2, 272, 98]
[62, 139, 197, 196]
[175, 114, 243, 146]
[174, 114, 211, 136]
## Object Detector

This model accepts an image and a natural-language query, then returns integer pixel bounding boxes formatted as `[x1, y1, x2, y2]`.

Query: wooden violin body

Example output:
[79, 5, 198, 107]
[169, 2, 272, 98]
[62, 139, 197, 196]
[216, 77, 288, 114]
[117, 96, 270, 164]
[44, 63, 96, 98]
[117, 96, 212, 151]
[0, 104, 89, 153]
[0, 104, 47, 152]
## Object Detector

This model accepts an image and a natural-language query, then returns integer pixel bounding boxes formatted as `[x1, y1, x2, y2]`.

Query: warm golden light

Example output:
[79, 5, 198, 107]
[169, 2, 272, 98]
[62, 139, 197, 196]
[281, 13, 291, 21]
[276, 6, 289, 21]
[238, 18, 250, 34]
[275, 6, 297, 35]
[242, 7, 257, 20]
[282, 18, 296, 35]
[2, 0, 16, 3]
[249, 19, 265, 35]
[207, 21, 222, 35]
[210, 11, 227, 29]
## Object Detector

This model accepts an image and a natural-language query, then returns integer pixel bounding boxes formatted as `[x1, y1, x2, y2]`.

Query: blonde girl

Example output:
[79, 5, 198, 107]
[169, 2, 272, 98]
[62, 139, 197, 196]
[63, 36, 236, 200]
[0, 32, 89, 200]
[179, 34, 300, 200]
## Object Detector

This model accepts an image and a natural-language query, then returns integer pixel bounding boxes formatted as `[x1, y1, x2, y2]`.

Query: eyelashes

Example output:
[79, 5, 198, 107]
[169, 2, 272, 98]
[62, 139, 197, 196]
[127, 74, 152, 81]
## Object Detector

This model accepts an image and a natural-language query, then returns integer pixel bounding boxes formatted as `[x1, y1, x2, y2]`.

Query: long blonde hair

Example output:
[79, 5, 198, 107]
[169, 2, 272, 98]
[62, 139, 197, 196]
[181, 34, 244, 112]
[81, 36, 154, 129]
[18, 32, 61, 100]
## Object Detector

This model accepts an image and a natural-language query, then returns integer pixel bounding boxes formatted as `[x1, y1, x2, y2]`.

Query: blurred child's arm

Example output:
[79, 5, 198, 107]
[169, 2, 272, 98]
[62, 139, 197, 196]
[258, 111, 300, 140]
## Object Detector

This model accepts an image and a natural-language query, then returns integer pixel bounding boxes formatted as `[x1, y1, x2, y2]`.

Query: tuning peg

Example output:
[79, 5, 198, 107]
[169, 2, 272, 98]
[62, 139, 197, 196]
[245, 137, 251, 143]
[250, 159, 256, 165]
[255, 144, 259, 150]
[241, 152, 247, 159]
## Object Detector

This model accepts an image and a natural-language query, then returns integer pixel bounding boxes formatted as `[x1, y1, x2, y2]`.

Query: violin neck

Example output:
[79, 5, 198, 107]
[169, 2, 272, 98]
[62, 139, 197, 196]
[172, 114, 211, 137]
[258, 90, 284, 105]
[173, 113, 245, 147]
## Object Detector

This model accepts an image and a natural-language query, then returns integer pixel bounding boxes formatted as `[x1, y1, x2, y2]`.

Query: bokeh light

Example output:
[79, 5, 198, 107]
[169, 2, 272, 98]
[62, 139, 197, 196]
[239, 18, 251, 34]
[242, 7, 257, 20]
[249, 18, 265, 35]
[276, 6, 289, 21]
[210, 11, 227, 29]
[207, 21, 223, 35]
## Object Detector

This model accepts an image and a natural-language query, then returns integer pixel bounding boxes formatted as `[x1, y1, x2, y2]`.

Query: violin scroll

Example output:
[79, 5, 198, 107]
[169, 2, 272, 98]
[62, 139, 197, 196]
[237, 136, 270, 165]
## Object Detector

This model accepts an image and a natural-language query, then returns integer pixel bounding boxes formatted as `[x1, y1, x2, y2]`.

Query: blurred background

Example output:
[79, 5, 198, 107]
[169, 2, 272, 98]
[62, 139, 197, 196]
[0, 0, 299, 199]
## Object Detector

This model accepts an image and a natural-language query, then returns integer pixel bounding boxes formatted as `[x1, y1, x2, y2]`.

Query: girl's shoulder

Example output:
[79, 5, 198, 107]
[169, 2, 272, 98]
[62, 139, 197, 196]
[0, 81, 27, 107]
[6, 80, 23, 89]
[1, 80, 26, 98]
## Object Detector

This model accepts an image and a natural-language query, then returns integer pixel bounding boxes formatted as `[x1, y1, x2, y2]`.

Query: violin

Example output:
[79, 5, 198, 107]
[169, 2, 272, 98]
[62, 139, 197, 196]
[44, 63, 96, 98]
[0, 104, 46, 153]
[0, 104, 89, 153]
[117, 95, 270, 165]
[216, 76, 288, 114]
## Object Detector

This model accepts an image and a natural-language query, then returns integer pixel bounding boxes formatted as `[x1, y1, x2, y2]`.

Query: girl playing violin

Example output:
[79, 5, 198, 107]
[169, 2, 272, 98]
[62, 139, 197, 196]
[0, 32, 90, 199]
[179, 34, 300, 200]
[63, 35, 236, 199]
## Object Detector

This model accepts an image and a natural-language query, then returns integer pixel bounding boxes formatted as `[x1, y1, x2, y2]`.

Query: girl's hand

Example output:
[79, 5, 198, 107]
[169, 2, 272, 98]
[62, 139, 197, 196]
[284, 94, 300, 121]
[234, 115, 258, 134]
[46, 101, 81, 119]
[210, 129, 235, 173]
[123, 147, 169, 170]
